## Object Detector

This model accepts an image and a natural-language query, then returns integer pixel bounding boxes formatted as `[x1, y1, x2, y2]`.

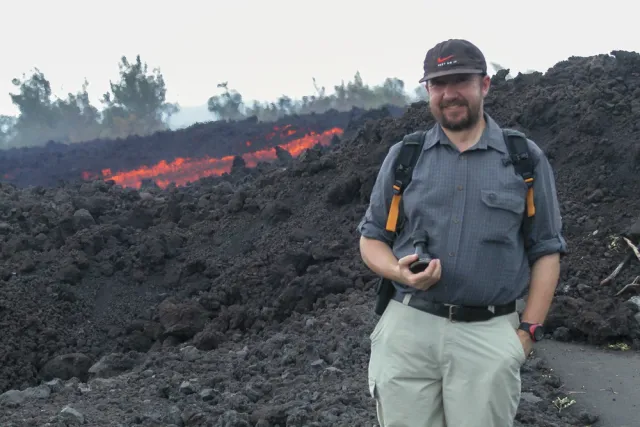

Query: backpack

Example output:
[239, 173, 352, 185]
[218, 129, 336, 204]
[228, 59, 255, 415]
[384, 128, 536, 235]
[374, 129, 536, 316]
[373, 127, 536, 316]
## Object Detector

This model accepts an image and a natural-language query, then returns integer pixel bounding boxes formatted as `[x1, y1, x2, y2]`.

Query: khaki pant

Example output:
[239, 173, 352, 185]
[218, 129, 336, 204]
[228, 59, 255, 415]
[368, 298, 527, 427]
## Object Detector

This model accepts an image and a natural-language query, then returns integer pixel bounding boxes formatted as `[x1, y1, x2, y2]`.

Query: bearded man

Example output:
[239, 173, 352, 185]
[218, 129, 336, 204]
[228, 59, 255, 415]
[357, 39, 567, 427]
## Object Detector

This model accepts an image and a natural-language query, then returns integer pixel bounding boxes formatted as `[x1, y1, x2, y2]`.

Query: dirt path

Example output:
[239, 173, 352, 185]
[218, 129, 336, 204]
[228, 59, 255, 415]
[536, 340, 640, 427]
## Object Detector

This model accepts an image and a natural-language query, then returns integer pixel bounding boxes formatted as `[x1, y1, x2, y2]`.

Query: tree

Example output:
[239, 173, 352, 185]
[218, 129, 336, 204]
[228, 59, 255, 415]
[6, 69, 102, 146]
[206, 71, 415, 123]
[101, 55, 179, 136]
[53, 80, 102, 142]
[9, 69, 57, 135]
[207, 82, 244, 121]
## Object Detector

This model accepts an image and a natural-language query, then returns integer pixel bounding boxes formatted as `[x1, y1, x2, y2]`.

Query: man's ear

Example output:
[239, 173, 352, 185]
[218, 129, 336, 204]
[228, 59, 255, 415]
[481, 74, 491, 97]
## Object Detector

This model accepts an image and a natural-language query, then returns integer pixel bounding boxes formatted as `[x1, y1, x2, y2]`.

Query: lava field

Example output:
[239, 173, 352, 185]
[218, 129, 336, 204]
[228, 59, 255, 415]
[0, 107, 406, 189]
[0, 50, 639, 426]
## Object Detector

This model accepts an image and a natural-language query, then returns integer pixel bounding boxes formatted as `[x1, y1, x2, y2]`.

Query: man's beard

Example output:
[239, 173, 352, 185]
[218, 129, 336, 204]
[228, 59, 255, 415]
[432, 98, 481, 131]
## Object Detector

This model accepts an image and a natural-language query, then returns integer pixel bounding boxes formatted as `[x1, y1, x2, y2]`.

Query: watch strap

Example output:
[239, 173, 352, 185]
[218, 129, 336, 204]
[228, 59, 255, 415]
[519, 322, 543, 341]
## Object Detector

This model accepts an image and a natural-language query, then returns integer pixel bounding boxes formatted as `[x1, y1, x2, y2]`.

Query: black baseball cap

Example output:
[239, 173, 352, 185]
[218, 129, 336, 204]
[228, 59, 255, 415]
[419, 39, 487, 83]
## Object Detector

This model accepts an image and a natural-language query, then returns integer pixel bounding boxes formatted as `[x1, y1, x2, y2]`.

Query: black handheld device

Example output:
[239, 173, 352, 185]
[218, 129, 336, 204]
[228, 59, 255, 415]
[410, 231, 433, 273]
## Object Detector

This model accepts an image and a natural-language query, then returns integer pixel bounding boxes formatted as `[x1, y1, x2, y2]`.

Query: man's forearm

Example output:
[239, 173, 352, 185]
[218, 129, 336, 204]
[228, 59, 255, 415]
[359, 236, 402, 282]
[521, 253, 561, 325]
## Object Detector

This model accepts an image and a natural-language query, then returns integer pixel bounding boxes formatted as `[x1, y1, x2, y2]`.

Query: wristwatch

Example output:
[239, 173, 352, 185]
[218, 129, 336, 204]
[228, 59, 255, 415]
[519, 322, 544, 342]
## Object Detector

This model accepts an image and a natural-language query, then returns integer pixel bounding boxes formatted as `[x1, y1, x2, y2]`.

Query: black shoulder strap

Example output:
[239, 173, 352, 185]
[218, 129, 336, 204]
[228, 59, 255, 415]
[385, 130, 426, 232]
[502, 128, 536, 218]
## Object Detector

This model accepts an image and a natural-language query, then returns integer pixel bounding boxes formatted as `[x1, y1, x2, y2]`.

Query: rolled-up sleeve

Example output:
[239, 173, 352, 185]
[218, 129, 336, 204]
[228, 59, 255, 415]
[524, 143, 568, 265]
[356, 142, 402, 246]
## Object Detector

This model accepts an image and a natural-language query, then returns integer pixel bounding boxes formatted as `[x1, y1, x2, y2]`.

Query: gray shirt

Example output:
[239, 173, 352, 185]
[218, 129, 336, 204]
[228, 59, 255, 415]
[357, 114, 568, 306]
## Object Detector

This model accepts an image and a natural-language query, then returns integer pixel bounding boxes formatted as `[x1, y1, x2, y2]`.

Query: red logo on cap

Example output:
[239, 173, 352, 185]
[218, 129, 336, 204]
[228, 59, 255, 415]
[437, 55, 454, 64]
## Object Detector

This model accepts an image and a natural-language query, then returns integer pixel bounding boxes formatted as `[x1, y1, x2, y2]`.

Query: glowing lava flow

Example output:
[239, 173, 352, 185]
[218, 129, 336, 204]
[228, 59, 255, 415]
[90, 127, 343, 189]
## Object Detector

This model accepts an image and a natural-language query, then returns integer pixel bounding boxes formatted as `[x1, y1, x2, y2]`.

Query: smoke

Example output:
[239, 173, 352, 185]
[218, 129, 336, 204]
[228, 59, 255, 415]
[0, 69, 429, 150]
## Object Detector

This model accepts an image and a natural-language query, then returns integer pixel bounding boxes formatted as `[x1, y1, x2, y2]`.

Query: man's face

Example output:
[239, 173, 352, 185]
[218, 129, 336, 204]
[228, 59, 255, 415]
[426, 73, 490, 131]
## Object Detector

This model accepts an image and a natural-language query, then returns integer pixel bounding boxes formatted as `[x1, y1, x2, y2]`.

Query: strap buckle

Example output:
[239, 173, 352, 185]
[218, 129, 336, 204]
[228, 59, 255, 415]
[392, 180, 403, 195]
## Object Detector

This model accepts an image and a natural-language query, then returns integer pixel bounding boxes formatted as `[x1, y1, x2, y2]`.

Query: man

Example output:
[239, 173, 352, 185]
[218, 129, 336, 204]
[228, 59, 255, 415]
[357, 39, 567, 427]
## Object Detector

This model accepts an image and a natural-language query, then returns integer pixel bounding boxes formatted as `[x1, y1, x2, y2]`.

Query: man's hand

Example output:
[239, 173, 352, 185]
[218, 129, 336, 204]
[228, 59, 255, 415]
[395, 253, 441, 290]
[516, 329, 534, 358]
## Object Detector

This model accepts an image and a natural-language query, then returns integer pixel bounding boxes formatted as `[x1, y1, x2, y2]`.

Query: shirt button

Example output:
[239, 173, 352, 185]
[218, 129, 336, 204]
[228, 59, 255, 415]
[457, 185, 463, 191]
[449, 251, 456, 257]
[453, 218, 459, 223]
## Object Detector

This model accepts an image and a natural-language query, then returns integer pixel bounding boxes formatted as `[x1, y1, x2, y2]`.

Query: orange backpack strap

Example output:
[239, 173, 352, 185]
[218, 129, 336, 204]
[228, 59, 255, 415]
[385, 131, 426, 233]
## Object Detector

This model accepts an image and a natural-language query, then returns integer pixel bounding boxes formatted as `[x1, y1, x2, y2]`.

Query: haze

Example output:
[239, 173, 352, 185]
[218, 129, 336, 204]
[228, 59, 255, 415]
[1, 0, 638, 128]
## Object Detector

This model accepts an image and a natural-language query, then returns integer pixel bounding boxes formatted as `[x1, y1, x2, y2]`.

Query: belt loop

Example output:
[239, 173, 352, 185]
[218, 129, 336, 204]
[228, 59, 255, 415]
[402, 294, 411, 305]
[448, 305, 457, 323]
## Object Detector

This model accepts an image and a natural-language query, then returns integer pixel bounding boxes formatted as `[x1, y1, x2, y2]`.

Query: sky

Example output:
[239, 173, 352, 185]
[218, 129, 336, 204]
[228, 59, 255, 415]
[1, 0, 639, 118]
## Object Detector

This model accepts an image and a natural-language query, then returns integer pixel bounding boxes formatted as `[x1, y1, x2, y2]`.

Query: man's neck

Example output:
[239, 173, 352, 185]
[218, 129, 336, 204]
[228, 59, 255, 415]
[442, 115, 487, 152]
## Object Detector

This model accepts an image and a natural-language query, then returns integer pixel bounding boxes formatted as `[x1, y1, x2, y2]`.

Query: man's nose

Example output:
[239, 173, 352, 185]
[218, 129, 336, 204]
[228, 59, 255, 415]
[442, 84, 459, 98]
[442, 90, 459, 102]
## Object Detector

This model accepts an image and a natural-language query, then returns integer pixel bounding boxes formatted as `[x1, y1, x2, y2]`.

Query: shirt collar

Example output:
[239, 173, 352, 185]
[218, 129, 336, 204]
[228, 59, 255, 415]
[423, 113, 507, 154]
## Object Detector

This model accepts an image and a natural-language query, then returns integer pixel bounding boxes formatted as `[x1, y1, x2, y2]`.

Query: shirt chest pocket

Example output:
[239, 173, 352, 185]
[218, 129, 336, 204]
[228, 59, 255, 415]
[479, 189, 526, 243]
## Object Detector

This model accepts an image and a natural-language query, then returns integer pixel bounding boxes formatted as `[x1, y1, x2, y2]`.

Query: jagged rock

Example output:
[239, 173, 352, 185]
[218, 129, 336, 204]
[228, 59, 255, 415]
[39, 353, 93, 382]
[0, 384, 51, 407]
[72, 208, 95, 230]
[88, 352, 144, 379]
[0, 390, 26, 407]
[156, 298, 210, 340]
[59, 406, 84, 424]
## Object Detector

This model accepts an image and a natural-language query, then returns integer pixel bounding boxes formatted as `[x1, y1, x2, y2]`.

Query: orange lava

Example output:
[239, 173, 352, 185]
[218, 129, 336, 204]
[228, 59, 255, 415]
[92, 127, 343, 189]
